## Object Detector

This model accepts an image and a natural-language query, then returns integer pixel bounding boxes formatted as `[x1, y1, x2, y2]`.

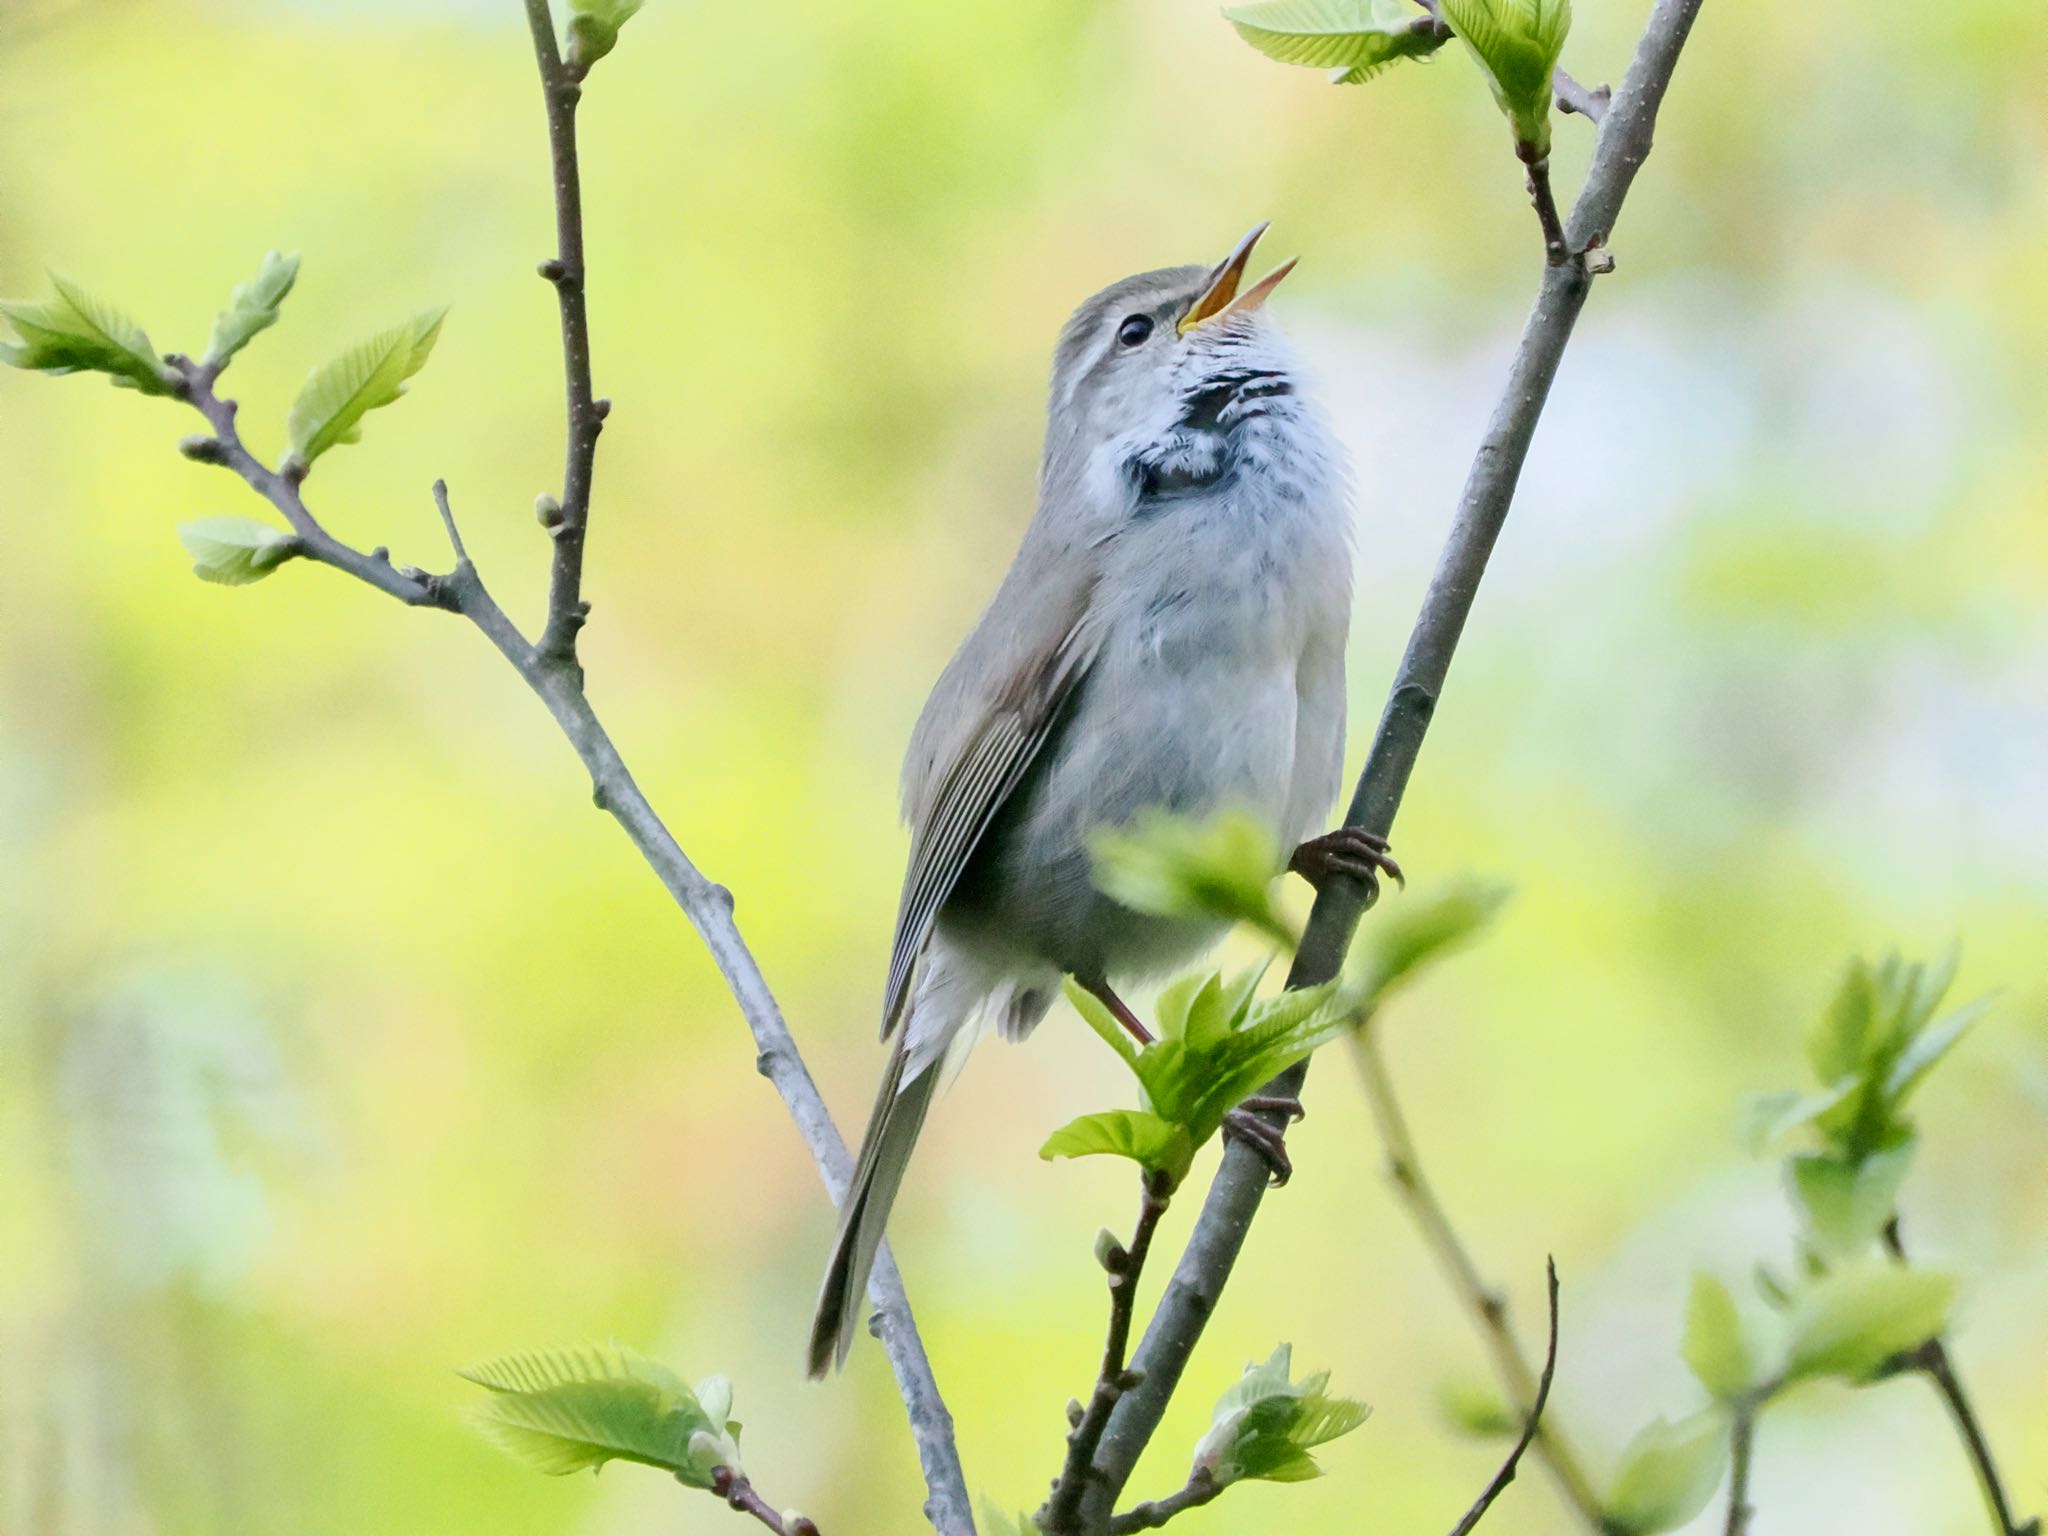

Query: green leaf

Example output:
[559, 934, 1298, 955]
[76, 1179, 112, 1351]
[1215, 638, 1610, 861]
[1807, 959, 1877, 1086]
[1346, 877, 1509, 1005]
[205, 251, 299, 369]
[1883, 995, 1989, 1107]
[459, 1344, 741, 1487]
[0, 274, 176, 394]
[1605, 1408, 1731, 1535]
[1180, 979, 1351, 1141]
[566, 0, 646, 72]
[1223, 0, 1449, 85]
[1783, 1261, 1953, 1383]
[1192, 1345, 1370, 1488]
[1436, 0, 1571, 152]
[1681, 1273, 1757, 1401]
[285, 306, 447, 468]
[1737, 1081, 1853, 1154]
[978, 1504, 1040, 1536]
[1788, 1138, 1915, 1260]
[1039, 1110, 1194, 1186]
[1436, 1375, 1518, 1438]
[177, 517, 299, 586]
[1088, 808, 1294, 948]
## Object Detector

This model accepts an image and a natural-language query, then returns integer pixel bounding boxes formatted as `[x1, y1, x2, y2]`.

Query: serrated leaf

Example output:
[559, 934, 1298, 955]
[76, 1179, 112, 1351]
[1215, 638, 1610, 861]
[178, 517, 298, 586]
[459, 1344, 737, 1488]
[1789, 1138, 1915, 1260]
[1181, 980, 1351, 1140]
[1346, 877, 1509, 1004]
[1783, 1262, 1953, 1383]
[1088, 808, 1293, 948]
[0, 274, 176, 394]
[205, 251, 299, 369]
[1437, 0, 1571, 152]
[1223, 0, 1447, 85]
[566, 0, 645, 71]
[285, 306, 447, 468]
[1193, 1345, 1369, 1488]
[1605, 1409, 1730, 1535]
[1039, 1110, 1194, 1185]
[1682, 1273, 1757, 1401]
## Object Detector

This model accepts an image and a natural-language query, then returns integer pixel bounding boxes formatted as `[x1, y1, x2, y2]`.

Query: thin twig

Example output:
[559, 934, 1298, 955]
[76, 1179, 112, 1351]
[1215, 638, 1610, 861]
[712, 1466, 821, 1535]
[1042, 1174, 1173, 1533]
[143, 17, 980, 1526]
[1520, 148, 1570, 265]
[432, 477, 470, 564]
[1070, 3, 1710, 1524]
[1723, 1404, 1757, 1536]
[1447, 1259, 1562, 1536]
[1884, 1220, 2039, 1536]
[1106, 1471, 1220, 1535]
[520, 0, 603, 667]
[1354, 1033, 1606, 1529]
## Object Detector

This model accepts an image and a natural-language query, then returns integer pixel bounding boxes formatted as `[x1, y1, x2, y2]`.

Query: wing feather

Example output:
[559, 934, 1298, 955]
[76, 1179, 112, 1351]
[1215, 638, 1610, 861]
[878, 615, 1097, 1037]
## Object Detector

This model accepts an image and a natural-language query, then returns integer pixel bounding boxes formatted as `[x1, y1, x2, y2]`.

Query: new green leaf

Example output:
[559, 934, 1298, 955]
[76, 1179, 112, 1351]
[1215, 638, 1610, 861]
[1223, 0, 1449, 85]
[567, 0, 645, 72]
[205, 251, 300, 369]
[178, 518, 299, 586]
[1783, 1262, 1953, 1383]
[0, 275, 176, 394]
[1346, 877, 1509, 1005]
[285, 306, 447, 469]
[1192, 1345, 1369, 1487]
[1089, 808, 1294, 948]
[1681, 1273, 1757, 1401]
[1788, 1138, 1914, 1259]
[1605, 1409, 1730, 1535]
[1437, 0, 1572, 152]
[460, 1345, 741, 1487]
[1040, 1110, 1194, 1186]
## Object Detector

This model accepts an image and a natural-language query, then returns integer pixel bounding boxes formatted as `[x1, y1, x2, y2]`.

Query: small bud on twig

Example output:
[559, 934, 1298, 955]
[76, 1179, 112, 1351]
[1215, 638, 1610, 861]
[1094, 1228, 1130, 1274]
[536, 493, 565, 533]
[538, 258, 566, 283]
[178, 435, 231, 465]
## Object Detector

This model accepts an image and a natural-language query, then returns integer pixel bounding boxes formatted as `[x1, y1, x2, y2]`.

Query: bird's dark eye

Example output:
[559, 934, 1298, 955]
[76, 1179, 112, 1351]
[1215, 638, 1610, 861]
[1116, 314, 1154, 348]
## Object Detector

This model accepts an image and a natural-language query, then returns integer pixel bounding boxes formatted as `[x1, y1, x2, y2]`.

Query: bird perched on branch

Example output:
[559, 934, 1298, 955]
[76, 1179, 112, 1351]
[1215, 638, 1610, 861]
[809, 225, 1397, 1376]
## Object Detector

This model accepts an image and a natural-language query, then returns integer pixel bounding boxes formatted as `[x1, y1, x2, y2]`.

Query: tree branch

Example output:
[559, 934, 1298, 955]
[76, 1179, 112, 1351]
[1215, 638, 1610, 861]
[1353, 1033, 1606, 1528]
[711, 1467, 822, 1535]
[1106, 1471, 1219, 1534]
[1884, 1221, 2040, 1536]
[1722, 1404, 1757, 1536]
[1446, 1259, 1562, 1536]
[1043, 1173, 1174, 1534]
[1069, 3, 1709, 1525]
[520, 0, 602, 667]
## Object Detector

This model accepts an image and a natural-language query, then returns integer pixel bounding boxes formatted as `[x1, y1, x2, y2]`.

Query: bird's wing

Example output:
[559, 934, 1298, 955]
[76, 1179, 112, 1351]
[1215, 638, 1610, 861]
[878, 587, 1101, 1039]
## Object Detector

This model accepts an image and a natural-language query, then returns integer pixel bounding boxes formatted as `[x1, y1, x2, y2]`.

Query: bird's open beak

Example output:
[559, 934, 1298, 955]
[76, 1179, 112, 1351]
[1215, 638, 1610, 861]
[1178, 222, 1298, 336]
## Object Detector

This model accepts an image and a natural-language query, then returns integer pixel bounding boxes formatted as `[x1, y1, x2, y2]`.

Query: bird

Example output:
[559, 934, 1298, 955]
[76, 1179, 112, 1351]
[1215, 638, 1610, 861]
[807, 224, 1399, 1377]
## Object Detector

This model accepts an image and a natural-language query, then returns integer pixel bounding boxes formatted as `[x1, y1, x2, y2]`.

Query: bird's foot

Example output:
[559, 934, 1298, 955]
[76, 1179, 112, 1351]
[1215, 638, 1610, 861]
[1223, 1095, 1306, 1187]
[1289, 827, 1404, 908]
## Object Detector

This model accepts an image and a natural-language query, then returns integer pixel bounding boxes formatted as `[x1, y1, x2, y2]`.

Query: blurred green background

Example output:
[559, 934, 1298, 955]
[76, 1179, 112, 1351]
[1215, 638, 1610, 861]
[2, 0, 2044, 1531]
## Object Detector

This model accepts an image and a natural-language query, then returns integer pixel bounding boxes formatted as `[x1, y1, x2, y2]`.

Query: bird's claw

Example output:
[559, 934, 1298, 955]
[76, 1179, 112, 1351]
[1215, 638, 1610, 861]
[1224, 1096, 1305, 1187]
[1289, 827, 1404, 908]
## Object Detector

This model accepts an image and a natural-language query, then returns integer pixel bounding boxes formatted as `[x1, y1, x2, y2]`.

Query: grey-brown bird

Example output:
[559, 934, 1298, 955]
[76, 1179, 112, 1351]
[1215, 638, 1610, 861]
[808, 226, 1396, 1376]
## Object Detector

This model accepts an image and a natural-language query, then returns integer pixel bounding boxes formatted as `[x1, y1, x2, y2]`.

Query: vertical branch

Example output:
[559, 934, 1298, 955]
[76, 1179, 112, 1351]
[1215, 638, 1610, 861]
[1884, 1221, 2038, 1536]
[1354, 1033, 1606, 1528]
[521, 0, 603, 667]
[1070, 2, 1710, 1524]
[1722, 1406, 1757, 1536]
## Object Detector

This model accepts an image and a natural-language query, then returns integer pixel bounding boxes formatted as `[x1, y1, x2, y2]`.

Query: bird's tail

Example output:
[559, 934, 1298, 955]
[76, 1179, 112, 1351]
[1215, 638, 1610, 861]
[806, 1040, 940, 1377]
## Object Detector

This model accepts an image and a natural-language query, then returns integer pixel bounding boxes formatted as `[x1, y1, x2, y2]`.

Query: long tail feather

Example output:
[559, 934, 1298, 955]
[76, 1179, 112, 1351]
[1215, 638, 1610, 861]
[807, 1045, 940, 1377]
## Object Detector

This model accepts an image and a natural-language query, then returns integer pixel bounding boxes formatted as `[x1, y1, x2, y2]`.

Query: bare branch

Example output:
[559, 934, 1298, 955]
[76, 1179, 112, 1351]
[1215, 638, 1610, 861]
[520, 0, 603, 667]
[712, 1467, 822, 1535]
[1447, 1260, 1562, 1536]
[1884, 1221, 2040, 1536]
[1723, 1405, 1757, 1536]
[1353, 1032, 1606, 1527]
[1042, 1174, 1174, 1534]
[1106, 1472, 1219, 1535]
[1068, 3, 1711, 1523]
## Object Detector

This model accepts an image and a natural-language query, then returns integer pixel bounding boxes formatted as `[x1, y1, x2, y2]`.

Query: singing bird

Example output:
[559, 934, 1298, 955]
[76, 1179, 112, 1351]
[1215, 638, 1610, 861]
[808, 226, 1398, 1375]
